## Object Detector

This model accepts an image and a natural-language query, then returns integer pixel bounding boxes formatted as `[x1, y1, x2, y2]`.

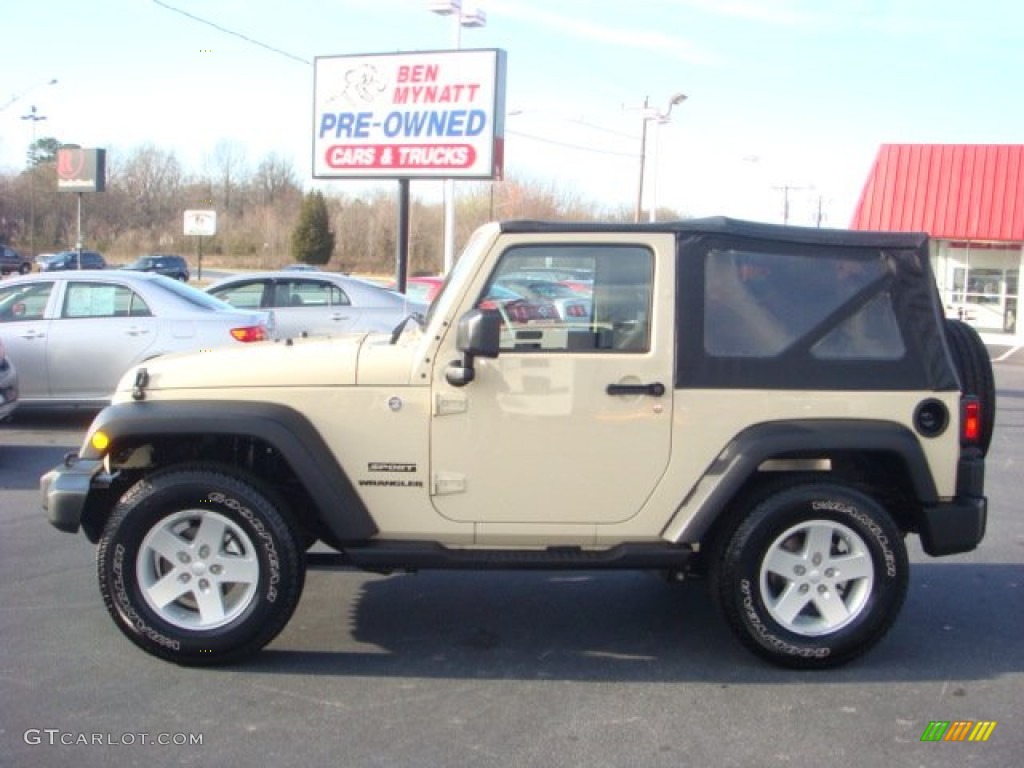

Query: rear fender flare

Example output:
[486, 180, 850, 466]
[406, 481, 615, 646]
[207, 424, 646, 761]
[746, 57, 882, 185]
[667, 419, 938, 543]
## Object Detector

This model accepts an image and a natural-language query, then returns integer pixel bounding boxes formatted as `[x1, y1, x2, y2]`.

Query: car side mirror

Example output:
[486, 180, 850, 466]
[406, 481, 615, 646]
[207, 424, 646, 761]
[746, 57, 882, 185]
[446, 309, 500, 387]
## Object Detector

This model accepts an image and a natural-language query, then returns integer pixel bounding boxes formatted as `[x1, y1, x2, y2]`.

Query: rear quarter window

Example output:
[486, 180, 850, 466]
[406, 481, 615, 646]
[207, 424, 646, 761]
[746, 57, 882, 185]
[704, 248, 905, 360]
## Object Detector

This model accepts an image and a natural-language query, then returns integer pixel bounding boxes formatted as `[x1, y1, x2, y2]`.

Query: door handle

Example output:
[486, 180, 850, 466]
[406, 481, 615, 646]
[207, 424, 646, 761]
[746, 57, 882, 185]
[19, 330, 45, 340]
[606, 382, 666, 397]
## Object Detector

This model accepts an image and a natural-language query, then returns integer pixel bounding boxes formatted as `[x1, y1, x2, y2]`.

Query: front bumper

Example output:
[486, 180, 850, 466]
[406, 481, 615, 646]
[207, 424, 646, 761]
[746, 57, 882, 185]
[41, 456, 106, 534]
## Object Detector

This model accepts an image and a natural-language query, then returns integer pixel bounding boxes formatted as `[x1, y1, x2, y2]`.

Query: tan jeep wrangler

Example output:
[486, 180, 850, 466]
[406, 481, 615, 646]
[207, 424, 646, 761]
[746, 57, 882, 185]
[42, 217, 993, 668]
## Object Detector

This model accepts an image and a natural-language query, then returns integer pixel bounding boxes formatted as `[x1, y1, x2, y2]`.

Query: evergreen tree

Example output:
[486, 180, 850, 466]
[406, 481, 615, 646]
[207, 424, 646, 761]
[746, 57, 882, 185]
[291, 190, 335, 265]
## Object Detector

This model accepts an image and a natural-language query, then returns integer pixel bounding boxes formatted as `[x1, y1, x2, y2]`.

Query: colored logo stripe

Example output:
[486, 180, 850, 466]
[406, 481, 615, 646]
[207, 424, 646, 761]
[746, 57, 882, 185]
[944, 721, 974, 741]
[969, 722, 997, 742]
[920, 720, 997, 742]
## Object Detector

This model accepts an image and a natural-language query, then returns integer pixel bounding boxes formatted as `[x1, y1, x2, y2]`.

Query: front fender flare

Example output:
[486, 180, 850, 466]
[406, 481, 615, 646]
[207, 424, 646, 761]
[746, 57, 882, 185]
[80, 400, 378, 541]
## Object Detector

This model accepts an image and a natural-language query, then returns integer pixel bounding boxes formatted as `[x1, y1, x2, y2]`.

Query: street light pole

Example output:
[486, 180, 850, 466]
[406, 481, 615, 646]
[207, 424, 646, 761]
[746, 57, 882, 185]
[21, 105, 47, 258]
[427, 1, 486, 274]
[634, 93, 687, 223]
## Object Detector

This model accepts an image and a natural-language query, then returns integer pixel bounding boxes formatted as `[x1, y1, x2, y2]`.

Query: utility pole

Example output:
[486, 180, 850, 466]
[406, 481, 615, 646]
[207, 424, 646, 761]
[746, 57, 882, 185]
[772, 184, 809, 225]
[20, 105, 47, 258]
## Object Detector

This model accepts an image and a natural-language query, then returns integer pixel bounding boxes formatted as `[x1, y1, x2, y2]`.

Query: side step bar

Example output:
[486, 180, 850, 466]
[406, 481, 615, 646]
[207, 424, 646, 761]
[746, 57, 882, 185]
[306, 541, 697, 572]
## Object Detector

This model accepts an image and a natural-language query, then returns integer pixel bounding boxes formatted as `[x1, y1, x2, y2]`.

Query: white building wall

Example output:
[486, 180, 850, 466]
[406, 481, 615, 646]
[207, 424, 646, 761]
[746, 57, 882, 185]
[931, 240, 1021, 338]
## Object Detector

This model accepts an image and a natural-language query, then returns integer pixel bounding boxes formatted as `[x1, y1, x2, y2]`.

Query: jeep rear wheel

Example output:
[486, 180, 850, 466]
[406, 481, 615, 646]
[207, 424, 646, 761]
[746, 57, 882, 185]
[714, 481, 908, 669]
[97, 466, 305, 665]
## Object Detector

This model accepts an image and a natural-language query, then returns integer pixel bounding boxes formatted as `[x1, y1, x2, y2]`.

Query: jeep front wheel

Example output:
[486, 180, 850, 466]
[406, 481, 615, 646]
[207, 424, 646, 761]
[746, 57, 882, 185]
[97, 467, 305, 665]
[714, 482, 908, 669]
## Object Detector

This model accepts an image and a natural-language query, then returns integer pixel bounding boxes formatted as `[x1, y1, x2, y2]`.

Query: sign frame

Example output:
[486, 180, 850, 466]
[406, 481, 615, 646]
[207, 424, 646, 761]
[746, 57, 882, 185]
[183, 210, 217, 237]
[312, 48, 506, 181]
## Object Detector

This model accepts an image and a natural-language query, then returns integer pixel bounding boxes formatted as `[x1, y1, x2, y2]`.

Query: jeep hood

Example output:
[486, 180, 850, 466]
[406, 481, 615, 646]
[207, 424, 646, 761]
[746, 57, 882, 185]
[115, 334, 368, 393]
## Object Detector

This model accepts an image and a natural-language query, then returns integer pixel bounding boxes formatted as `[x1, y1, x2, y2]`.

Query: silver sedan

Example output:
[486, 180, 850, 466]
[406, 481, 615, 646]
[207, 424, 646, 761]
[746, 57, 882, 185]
[206, 272, 425, 339]
[0, 272, 272, 406]
[0, 337, 17, 420]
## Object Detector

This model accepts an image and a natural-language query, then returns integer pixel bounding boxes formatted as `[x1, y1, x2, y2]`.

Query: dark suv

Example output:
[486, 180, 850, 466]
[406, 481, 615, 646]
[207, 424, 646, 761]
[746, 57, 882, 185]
[39, 250, 107, 271]
[0, 245, 32, 275]
[122, 254, 190, 281]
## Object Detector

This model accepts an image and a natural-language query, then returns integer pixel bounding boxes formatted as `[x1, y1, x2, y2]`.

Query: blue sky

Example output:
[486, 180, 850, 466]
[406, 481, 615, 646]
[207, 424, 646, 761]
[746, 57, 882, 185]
[2, 0, 1023, 226]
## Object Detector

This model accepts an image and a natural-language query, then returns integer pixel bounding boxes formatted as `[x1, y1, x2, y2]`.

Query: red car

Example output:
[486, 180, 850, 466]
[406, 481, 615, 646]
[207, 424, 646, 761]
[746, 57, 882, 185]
[402, 275, 445, 304]
[396, 276, 560, 323]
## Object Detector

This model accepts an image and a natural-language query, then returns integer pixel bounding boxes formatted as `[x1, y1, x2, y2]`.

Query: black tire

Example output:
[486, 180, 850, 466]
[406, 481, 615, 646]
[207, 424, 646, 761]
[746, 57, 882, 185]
[944, 318, 996, 456]
[18, 263, 31, 275]
[713, 480, 908, 669]
[97, 466, 305, 666]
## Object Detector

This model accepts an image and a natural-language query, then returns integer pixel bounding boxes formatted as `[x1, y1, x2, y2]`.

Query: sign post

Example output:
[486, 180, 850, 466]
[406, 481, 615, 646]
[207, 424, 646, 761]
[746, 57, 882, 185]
[183, 210, 217, 281]
[56, 147, 106, 268]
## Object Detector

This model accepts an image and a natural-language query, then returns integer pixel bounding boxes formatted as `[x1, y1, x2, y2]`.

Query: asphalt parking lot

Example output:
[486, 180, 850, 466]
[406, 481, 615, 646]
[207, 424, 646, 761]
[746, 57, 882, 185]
[1, 360, 1022, 768]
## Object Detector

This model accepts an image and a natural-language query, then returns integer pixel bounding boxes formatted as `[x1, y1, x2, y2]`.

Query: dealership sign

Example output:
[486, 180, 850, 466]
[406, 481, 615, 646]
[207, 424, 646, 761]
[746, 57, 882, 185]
[313, 49, 506, 180]
[57, 147, 106, 192]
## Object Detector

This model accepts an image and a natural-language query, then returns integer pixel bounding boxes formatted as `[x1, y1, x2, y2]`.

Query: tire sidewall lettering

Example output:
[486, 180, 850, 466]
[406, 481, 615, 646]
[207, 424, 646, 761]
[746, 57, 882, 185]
[110, 543, 182, 652]
[739, 578, 831, 659]
[206, 491, 281, 604]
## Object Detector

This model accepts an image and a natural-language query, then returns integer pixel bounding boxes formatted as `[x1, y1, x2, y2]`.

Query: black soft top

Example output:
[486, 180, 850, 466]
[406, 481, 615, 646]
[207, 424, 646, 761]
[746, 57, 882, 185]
[500, 217, 929, 251]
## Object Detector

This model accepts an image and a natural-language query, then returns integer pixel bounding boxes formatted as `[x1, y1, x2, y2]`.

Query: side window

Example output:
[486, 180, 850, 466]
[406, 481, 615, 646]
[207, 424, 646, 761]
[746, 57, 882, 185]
[477, 245, 653, 353]
[280, 280, 349, 307]
[213, 281, 266, 309]
[0, 282, 54, 321]
[61, 282, 145, 318]
[328, 285, 350, 306]
[704, 249, 894, 358]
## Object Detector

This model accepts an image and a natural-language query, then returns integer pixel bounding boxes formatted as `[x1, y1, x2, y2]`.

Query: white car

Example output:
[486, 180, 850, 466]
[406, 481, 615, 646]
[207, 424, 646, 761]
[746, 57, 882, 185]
[206, 272, 425, 339]
[0, 272, 272, 406]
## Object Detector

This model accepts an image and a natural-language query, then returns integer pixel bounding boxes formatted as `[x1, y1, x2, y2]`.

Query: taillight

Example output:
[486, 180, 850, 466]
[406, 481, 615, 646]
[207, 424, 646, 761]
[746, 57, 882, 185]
[230, 325, 268, 343]
[506, 303, 527, 323]
[566, 304, 587, 318]
[961, 397, 981, 446]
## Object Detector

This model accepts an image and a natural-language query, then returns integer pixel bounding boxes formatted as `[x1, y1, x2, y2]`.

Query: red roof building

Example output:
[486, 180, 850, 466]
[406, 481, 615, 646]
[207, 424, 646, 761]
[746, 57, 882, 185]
[851, 144, 1021, 336]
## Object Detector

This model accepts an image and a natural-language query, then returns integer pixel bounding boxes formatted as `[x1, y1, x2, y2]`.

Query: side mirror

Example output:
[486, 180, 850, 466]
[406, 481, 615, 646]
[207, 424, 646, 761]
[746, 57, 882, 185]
[446, 309, 500, 387]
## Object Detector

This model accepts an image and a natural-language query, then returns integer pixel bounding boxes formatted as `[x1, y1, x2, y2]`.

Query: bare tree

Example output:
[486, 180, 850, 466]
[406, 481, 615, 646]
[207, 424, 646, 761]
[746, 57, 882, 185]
[209, 140, 247, 215]
[121, 144, 184, 233]
[252, 152, 299, 206]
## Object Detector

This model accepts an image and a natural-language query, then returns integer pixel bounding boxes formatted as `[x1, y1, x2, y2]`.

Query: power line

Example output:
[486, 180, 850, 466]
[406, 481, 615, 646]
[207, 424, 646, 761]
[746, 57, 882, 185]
[151, 0, 311, 66]
[150, 2, 637, 161]
[507, 129, 637, 158]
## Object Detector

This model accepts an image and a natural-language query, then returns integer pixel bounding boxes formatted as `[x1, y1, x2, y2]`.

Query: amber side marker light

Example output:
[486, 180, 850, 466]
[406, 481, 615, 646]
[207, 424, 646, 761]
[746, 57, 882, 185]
[91, 431, 110, 452]
[961, 398, 981, 445]
[230, 326, 268, 343]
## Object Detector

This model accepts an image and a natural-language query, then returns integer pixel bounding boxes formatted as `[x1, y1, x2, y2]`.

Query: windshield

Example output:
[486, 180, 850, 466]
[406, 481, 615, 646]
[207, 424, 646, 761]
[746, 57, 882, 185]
[424, 223, 499, 326]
